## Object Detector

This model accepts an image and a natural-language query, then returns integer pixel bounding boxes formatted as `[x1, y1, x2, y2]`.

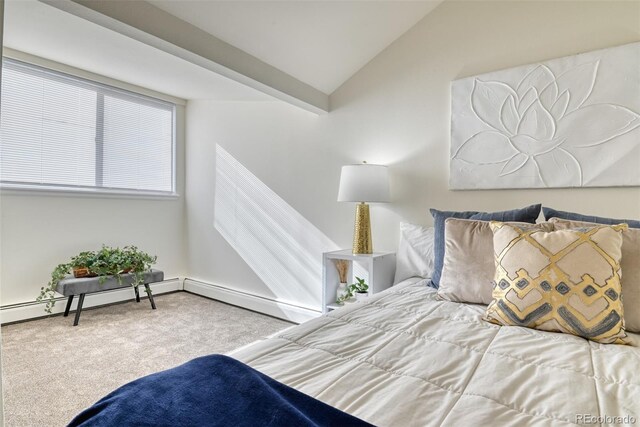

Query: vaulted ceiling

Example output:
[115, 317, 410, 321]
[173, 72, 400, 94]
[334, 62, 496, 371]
[4, 0, 272, 101]
[152, 1, 443, 94]
[4, 0, 443, 110]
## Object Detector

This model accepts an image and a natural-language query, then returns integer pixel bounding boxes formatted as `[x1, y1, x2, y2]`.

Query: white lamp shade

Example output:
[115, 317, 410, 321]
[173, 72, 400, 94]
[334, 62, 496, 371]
[337, 164, 390, 203]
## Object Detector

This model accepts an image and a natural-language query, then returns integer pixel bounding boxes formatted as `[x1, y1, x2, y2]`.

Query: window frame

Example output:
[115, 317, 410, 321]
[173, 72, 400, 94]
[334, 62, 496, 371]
[0, 57, 179, 199]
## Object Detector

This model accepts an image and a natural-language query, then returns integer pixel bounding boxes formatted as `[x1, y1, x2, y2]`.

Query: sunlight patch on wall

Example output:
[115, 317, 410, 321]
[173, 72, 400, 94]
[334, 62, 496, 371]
[214, 144, 339, 309]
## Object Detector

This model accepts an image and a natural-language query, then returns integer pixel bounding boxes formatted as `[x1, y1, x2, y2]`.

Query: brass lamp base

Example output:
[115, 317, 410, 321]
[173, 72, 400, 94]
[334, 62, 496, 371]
[352, 202, 372, 254]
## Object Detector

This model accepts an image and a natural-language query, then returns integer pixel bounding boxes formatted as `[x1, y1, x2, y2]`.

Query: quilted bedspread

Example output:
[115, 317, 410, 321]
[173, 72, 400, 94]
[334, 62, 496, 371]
[231, 279, 640, 426]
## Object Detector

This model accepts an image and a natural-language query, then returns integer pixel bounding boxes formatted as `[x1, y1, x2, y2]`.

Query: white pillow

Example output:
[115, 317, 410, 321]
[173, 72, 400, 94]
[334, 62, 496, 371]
[393, 222, 435, 285]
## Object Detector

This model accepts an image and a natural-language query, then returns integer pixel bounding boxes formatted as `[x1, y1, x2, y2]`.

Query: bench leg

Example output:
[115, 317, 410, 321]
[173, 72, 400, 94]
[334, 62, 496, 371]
[73, 293, 86, 326]
[134, 286, 140, 303]
[64, 295, 74, 317]
[144, 284, 156, 310]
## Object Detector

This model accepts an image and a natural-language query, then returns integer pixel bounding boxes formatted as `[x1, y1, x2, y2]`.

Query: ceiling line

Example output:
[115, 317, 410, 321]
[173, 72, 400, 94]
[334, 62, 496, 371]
[39, 0, 330, 115]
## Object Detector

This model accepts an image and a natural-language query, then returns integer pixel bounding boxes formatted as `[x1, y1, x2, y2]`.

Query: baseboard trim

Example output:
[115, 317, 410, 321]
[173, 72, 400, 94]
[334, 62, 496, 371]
[183, 278, 320, 324]
[0, 278, 183, 324]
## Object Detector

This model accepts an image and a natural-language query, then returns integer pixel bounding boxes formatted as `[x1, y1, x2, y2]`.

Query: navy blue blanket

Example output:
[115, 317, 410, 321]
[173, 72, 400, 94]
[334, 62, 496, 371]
[68, 355, 374, 427]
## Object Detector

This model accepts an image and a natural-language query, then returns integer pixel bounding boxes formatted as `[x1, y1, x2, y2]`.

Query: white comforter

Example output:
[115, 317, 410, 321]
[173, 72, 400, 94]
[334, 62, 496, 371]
[231, 279, 640, 426]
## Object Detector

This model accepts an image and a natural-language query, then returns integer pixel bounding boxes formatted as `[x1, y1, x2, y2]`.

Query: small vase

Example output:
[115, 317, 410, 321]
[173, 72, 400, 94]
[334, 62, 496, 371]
[336, 282, 348, 303]
[355, 291, 368, 302]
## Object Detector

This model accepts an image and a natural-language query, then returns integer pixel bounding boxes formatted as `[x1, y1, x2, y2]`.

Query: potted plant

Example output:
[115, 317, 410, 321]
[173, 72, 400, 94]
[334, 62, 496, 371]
[70, 251, 100, 278]
[336, 277, 369, 305]
[37, 245, 157, 313]
[352, 277, 369, 301]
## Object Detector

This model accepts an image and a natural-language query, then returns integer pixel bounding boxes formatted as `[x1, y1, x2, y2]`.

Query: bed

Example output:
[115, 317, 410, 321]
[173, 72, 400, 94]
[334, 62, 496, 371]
[70, 206, 640, 426]
[230, 277, 640, 426]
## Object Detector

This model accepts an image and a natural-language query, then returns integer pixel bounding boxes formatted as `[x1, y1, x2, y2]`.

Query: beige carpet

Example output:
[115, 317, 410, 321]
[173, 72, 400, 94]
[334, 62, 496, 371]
[1, 291, 293, 427]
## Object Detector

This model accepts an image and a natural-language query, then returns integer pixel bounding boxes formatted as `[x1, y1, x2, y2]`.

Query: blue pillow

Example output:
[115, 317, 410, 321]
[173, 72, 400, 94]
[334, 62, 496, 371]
[429, 204, 541, 288]
[542, 207, 640, 229]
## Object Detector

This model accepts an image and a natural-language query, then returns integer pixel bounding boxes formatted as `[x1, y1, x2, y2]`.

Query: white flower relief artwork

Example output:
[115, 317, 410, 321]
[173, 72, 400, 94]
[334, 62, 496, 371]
[450, 42, 640, 189]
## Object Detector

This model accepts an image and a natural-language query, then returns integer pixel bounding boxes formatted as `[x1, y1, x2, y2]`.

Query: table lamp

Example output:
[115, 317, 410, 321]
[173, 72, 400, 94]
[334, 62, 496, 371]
[337, 162, 390, 254]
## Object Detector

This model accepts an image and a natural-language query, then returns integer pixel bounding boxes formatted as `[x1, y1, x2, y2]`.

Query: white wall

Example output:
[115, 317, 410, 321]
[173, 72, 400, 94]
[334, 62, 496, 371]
[1, 0, 6, 422]
[0, 106, 186, 307]
[185, 1, 640, 312]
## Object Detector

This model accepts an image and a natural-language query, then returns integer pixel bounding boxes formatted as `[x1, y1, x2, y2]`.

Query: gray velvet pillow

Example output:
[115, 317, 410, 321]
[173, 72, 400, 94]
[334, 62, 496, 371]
[429, 204, 542, 288]
[543, 207, 640, 228]
[437, 218, 553, 305]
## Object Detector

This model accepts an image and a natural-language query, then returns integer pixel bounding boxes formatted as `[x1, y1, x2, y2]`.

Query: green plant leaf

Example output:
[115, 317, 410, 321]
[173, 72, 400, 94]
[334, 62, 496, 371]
[39, 245, 157, 313]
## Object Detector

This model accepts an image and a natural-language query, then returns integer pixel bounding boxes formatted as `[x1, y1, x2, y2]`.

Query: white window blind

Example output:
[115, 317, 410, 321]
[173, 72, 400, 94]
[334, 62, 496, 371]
[0, 58, 175, 195]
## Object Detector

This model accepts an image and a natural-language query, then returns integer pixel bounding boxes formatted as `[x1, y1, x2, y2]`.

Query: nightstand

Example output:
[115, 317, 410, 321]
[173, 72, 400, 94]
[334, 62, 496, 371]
[322, 250, 396, 314]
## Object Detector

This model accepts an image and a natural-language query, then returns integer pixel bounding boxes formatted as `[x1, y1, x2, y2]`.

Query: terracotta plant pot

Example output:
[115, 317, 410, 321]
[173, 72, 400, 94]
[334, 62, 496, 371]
[73, 267, 97, 278]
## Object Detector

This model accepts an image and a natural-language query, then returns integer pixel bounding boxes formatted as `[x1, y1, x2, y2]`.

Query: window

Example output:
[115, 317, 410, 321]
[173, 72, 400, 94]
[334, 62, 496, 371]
[0, 58, 175, 195]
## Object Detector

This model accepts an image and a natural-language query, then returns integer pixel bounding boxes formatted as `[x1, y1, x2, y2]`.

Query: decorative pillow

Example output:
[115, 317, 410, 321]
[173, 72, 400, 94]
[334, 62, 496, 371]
[551, 218, 640, 334]
[438, 219, 553, 305]
[429, 204, 542, 288]
[484, 222, 628, 344]
[393, 223, 435, 285]
[543, 207, 640, 228]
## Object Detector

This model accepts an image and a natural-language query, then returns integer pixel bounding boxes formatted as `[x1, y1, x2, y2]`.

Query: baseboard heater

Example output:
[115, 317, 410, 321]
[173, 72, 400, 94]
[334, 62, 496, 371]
[0, 278, 182, 325]
[1, 278, 321, 325]
[183, 278, 321, 324]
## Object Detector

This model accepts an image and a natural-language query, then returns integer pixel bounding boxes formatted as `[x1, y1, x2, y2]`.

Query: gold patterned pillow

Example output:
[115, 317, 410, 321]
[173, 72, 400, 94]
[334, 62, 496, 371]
[484, 222, 628, 344]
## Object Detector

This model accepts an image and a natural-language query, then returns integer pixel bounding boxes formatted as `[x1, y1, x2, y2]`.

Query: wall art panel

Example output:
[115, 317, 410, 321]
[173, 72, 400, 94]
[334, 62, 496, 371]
[450, 42, 640, 189]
